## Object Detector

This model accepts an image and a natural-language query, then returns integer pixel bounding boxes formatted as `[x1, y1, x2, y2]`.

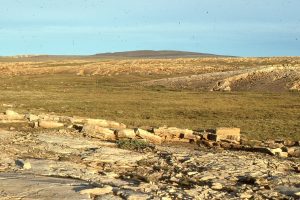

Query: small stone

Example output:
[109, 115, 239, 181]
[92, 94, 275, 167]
[23, 161, 31, 170]
[175, 173, 183, 178]
[170, 177, 179, 183]
[26, 114, 39, 121]
[283, 140, 296, 146]
[38, 120, 64, 129]
[281, 146, 288, 152]
[255, 178, 268, 186]
[15, 159, 31, 170]
[80, 185, 113, 196]
[211, 182, 223, 190]
[2, 103, 13, 108]
[200, 176, 215, 181]
[4, 110, 25, 120]
[239, 193, 252, 199]
[161, 197, 172, 200]
[200, 140, 214, 148]
[187, 171, 198, 176]
[29, 121, 39, 128]
[278, 152, 288, 158]
[269, 148, 282, 156]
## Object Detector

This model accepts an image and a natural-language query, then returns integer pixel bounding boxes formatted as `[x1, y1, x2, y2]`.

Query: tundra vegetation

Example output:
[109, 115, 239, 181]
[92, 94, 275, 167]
[1, 55, 300, 199]
[0, 56, 300, 141]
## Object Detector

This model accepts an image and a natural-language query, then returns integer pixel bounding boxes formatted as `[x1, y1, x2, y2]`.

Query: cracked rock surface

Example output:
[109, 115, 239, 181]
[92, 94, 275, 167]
[0, 129, 299, 199]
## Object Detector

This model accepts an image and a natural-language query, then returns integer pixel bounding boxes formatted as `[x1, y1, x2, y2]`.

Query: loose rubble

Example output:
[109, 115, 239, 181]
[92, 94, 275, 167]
[0, 110, 299, 199]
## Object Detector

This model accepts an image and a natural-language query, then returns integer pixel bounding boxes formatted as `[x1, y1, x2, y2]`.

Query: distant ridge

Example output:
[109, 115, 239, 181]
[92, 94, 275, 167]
[0, 50, 224, 61]
[92, 50, 221, 58]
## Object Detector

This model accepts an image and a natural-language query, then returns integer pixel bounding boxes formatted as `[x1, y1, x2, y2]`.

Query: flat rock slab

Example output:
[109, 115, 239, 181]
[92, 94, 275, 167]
[0, 173, 91, 200]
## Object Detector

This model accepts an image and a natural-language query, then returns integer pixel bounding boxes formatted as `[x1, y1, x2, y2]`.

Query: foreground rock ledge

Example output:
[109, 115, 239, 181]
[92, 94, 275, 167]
[0, 110, 300, 199]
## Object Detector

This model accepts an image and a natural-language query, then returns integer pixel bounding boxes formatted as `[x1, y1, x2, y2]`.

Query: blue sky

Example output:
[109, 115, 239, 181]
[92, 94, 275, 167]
[0, 0, 299, 56]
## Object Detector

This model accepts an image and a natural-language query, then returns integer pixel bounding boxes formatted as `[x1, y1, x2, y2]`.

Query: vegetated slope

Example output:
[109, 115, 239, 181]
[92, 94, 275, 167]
[0, 56, 300, 92]
[141, 64, 300, 92]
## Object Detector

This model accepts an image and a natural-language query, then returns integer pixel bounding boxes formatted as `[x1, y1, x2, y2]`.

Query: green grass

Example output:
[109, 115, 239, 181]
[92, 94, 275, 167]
[116, 139, 154, 151]
[1, 73, 300, 141]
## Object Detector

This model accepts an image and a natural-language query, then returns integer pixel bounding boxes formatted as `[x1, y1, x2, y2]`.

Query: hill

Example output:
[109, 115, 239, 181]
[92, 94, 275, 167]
[92, 50, 221, 58]
[0, 50, 222, 62]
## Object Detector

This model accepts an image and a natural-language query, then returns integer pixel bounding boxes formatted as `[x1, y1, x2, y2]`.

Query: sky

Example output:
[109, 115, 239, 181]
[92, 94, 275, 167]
[0, 0, 299, 56]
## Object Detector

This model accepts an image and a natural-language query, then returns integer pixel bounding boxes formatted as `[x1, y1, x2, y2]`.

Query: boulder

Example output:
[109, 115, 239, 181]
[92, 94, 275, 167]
[4, 110, 25, 120]
[25, 114, 39, 122]
[153, 127, 193, 142]
[38, 120, 64, 129]
[15, 159, 31, 170]
[269, 148, 283, 156]
[117, 129, 136, 139]
[283, 140, 296, 146]
[38, 114, 60, 122]
[82, 124, 116, 140]
[135, 128, 162, 144]
[214, 127, 240, 142]
[29, 121, 39, 128]
[85, 119, 126, 129]
[288, 147, 300, 157]
[200, 140, 214, 148]
[278, 152, 289, 158]
[181, 131, 196, 141]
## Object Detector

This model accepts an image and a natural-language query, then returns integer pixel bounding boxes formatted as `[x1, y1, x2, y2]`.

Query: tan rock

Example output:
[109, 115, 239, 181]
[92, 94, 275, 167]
[153, 127, 193, 141]
[269, 148, 282, 156]
[82, 124, 116, 140]
[181, 131, 196, 141]
[288, 148, 300, 157]
[200, 175, 215, 181]
[283, 140, 296, 146]
[79, 185, 113, 196]
[26, 114, 39, 121]
[211, 182, 223, 190]
[278, 152, 288, 158]
[136, 128, 162, 144]
[4, 110, 25, 120]
[117, 129, 136, 139]
[29, 121, 39, 128]
[23, 161, 32, 170]
[38, 120, 64, 129]
[85, 118, 126, 129]
[38, 114, 60, 121]
[215, 127, 240, 142]
[200, 140, 214, 148]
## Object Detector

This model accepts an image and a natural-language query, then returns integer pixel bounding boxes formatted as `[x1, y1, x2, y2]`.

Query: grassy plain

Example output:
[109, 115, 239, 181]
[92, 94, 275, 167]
[1, 72, 300, 141]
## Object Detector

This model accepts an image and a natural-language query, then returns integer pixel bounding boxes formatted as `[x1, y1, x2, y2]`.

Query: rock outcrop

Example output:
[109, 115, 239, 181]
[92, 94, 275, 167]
[0, 110, 300, 199]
